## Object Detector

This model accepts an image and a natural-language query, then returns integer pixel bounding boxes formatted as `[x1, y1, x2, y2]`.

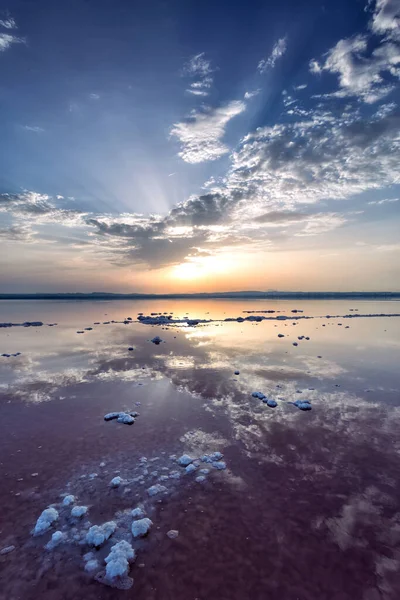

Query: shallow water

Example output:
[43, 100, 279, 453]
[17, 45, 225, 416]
[0, 299, 400, 600]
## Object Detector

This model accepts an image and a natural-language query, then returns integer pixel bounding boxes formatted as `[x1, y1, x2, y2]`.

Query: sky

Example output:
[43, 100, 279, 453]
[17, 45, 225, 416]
[0, 0, 399, 293]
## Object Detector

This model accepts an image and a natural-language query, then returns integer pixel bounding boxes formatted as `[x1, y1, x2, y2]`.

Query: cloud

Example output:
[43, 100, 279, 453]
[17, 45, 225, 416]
[0, 17, 16, 29]
[294, 213, 348, 236]
[0, 224, 32, 242]
[22, 125, 45, 133]
[257, 37, 287, 73]
[309, 59, 322, 74]
[309, 1, 400, 103]
[170, 100, 246, 163]
[294, 84, 308, 90]
[316, 34, 399, 103]
[0, 192, 85, 226]
[182, 53, 216, 97]
[224, 106, 400, 213]
[244, 89, 261, 99]
[370, 0, 400, 40]
[368, 197, 399, 204]
[0, 32, 23, 52]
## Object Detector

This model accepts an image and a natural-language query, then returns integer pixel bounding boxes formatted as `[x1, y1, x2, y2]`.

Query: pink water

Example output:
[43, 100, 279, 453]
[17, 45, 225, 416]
[1, 299, 400, 599]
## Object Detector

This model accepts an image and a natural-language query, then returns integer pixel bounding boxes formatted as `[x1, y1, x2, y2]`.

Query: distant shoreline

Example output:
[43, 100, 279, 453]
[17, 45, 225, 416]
[1, 292, 400, 301]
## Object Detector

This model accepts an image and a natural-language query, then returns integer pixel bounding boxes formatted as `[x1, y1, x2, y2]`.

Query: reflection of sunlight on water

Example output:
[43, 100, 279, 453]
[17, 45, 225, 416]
[164, 356, 196, 369]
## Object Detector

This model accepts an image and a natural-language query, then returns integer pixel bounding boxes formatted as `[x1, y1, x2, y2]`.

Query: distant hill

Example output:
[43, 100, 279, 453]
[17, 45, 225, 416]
[0, 291, 399, 300]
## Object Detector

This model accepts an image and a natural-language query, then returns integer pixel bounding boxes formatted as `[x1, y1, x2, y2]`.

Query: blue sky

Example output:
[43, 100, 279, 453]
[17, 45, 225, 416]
[0, 0, 399, 292]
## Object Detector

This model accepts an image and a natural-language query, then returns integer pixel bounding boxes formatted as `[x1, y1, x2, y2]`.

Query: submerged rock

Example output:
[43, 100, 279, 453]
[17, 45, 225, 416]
[151, 336, 163, 344]
[131, 517, 153, 538]
[33, 508, 59, 536]
[195, 475, 207, 483]
[252, 391, 266, 400]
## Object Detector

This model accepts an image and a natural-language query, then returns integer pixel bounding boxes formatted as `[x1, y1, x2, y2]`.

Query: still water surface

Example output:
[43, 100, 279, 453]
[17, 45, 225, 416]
[0, 299, 400, 600]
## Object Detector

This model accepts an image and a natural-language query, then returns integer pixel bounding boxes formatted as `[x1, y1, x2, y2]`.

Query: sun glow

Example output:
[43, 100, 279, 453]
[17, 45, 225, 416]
[171, 254, 235, 281]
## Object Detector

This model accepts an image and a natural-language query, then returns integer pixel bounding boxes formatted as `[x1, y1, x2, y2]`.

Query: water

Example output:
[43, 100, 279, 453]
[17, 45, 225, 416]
[0, 299, 400, 599]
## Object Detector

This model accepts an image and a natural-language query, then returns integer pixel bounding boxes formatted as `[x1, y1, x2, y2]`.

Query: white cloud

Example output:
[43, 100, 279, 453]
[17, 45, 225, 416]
[368, 197, 399, 204]
[225, 106, 400, 213]
[294, 84, 308, 90]
[370, 0, 400, 40]
[0, 32, 23, 52]
[23, 125, 45, 133]
[316, 34, 400, 103]
[170, 100, 246, 163]
[0, 17, 16, 29]
[183, 53, 215, 97]
[295, 213, 348, 236]
[258, 37, 287, 73]
[89, 93, 100, 100]
[244, 89, 261, 99]
[309, 59, 322, 74]
[309, 0, 400, 103]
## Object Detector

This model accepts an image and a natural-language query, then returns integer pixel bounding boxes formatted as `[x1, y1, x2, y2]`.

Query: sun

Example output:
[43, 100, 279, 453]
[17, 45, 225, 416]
[172, 261, 201, 280]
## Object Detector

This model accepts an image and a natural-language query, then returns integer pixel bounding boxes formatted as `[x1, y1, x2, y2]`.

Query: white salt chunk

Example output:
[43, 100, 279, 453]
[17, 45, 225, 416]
[71, 505, 88, 518]
[147, 484, 167, 497]
[131, 517, 153, 538]
[177, 454, 193, 466]
[212, 461, 226, 470]
[45, 530, 64, 550]
[86, 521, 117, 547]
[85, 559, 100, 573]
[62, 495, 75, 506]
[0, 545, 15, 555]
[33, 508, 59, 536]
[131, 507, 145, 519]
[110, 476, 122, 488]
